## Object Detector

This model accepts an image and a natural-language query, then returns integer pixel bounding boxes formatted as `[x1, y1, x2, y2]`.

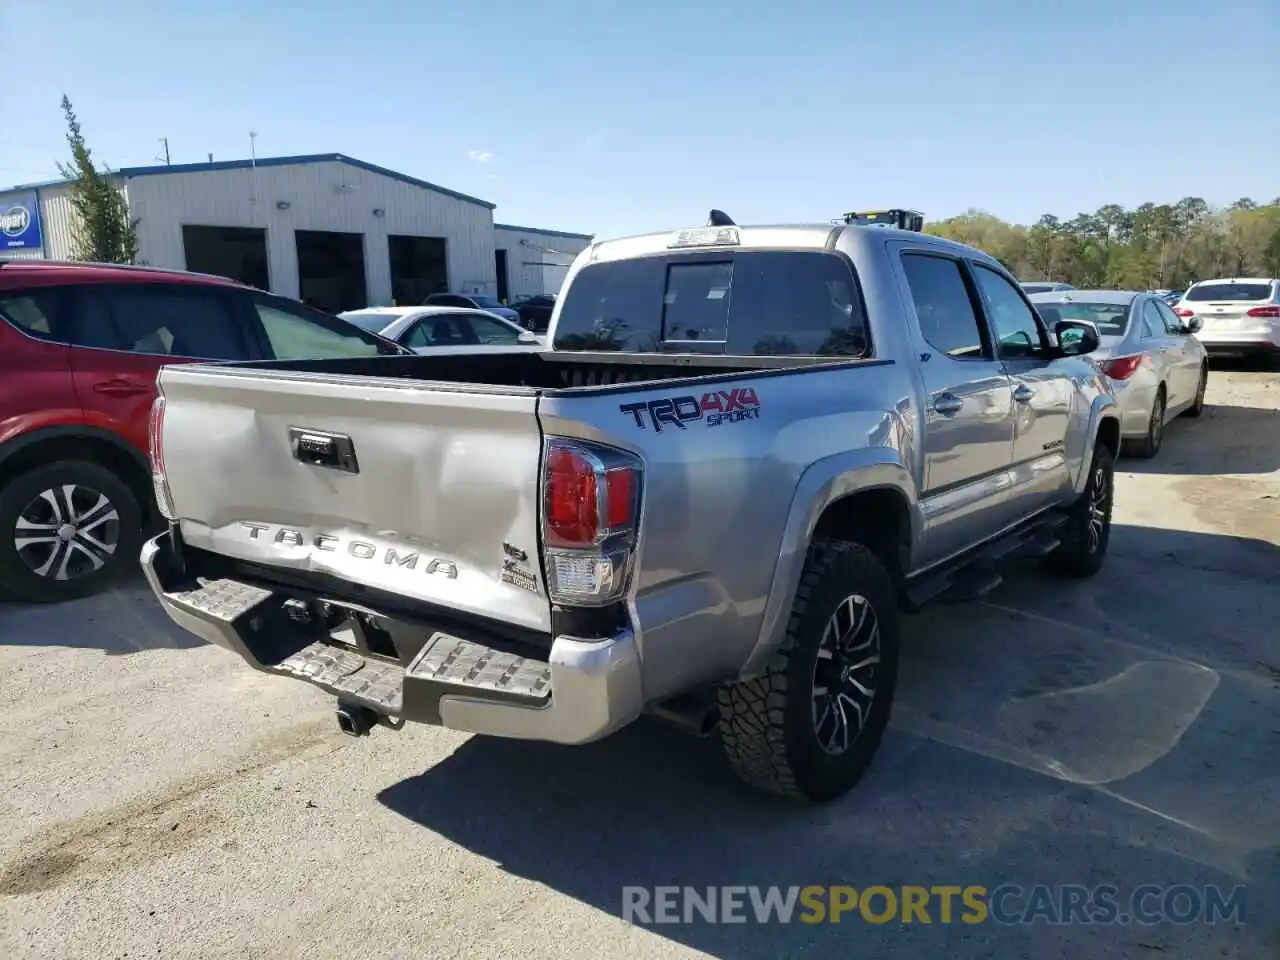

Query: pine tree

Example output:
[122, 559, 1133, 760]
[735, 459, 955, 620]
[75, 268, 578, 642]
[57, 95, 139, 264]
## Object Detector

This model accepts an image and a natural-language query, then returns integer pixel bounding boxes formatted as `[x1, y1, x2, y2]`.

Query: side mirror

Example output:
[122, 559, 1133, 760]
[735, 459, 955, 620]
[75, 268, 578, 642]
[1183, 316, 1202, 334]
[517, 331, 538, 344]
[1055, 319, 1100, 356]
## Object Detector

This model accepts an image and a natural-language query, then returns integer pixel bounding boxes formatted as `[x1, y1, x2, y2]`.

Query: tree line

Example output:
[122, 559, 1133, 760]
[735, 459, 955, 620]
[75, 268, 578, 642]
[925, 198, 1280, 291]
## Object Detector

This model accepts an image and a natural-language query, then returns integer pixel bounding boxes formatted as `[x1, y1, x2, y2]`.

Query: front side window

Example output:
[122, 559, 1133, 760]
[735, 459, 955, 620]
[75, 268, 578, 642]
[408, 312, 524, 347]
[1141, 301, 1167, 338]
[251, 295, 398, 359]
[1154, 299, 1185, 333]
[900, 253, 988, 360]
[971, 264, 1048, 360]
[465, 313, 524, 344]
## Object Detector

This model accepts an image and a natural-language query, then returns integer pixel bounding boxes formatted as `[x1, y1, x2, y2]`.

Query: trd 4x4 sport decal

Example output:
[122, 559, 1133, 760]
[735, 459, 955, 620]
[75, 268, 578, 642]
[620, 387, 761, 432]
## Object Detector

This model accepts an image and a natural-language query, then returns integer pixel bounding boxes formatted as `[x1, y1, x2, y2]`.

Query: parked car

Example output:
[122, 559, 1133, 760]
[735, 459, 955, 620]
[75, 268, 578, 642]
[511, 294, 557, 333]
[0, 258, 407, 602]
[1031, 290, 1207, 458]
[340, 306, 543, 350]
[1173, 278, 1280, 363]
[1020, 281, 1075, 295]
[141, 214, 1120, 802]
[419, 292, 522, 325]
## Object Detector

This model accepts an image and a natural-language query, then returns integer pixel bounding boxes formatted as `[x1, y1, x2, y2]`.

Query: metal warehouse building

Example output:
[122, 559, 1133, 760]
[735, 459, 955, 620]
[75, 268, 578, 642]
[494, 223, 594, 304]
[0, 153, 592, 313]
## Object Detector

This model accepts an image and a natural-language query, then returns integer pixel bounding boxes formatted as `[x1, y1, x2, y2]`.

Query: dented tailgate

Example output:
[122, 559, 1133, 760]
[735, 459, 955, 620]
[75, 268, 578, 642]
[155, 364, 551, 633]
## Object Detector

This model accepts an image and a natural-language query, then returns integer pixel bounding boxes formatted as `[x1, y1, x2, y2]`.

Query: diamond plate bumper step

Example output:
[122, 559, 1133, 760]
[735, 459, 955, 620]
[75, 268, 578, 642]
[274, 642, 405, 714]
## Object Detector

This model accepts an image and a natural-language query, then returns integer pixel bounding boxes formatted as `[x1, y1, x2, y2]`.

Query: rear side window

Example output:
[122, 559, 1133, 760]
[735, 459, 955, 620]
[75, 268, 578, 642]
[900, 254, 988, 360]
[0, 289, 67, 342]
[1185, 282, 1273, 302]
[552, 251, 870, 357]
[76, 285, 249, 359]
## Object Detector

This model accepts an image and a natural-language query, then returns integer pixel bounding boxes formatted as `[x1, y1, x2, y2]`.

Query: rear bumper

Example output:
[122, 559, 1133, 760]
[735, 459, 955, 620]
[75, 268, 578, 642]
[1195, 329, 1278, 356]
[140, 532, 643, 745]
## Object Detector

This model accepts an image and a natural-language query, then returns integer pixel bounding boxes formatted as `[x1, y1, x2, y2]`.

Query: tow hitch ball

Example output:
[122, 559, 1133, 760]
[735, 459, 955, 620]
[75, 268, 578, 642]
[335, 701, 377, 737]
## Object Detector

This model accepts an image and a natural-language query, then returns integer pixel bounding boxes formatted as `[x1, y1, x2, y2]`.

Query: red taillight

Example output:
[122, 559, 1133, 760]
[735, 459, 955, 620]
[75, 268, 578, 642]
[1246, 306, 1280, 318]
[1174, 308, 1194, 318]
[542, 438, 642, 606]
[605, 467, 634, 529]
[545, 445, 599, 546]
[544, 442, 638, 547]
[1102, 355, 1143, 380]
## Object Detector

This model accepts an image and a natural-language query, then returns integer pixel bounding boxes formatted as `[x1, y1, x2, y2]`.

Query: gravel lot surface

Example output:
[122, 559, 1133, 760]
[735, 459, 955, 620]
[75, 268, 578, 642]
[1, 366, 1276, 960]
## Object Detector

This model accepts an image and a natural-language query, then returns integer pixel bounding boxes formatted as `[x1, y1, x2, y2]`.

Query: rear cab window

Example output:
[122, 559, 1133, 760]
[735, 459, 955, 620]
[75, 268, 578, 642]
[552, 250, 871, 357]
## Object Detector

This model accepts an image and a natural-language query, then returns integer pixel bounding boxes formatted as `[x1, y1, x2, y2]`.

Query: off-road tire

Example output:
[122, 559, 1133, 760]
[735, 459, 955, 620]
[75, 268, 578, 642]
[716, 539, 900, 802]
[1126, 387, 1165, 459]
[1182, 364, 1208, 418]
[0, 460, 142, 603]
[1042, 443, 1114, 580]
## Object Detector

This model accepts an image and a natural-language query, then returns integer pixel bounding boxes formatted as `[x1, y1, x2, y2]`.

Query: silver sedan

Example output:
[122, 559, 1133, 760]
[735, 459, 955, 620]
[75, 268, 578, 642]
[1031, 290, 1208, 459]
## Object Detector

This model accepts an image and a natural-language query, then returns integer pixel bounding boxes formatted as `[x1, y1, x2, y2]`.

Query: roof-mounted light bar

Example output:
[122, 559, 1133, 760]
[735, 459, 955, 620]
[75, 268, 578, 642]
[842, 209, 925, 232]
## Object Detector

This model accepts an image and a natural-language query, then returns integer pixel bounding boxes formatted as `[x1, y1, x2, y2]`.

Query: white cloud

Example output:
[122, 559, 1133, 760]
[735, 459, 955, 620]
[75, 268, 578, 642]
[467, 149, 495, 164]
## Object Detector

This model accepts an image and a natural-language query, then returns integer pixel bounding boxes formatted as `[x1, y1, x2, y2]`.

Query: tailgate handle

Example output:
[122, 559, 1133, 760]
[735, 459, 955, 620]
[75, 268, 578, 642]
[289, 428, 359, 474]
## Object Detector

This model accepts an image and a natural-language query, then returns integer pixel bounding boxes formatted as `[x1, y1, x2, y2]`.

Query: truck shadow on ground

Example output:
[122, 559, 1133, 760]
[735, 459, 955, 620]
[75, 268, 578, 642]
[379, 523, 1277, 959]
[1124, 402, 1280, 476]
[0, 573, 203, 654]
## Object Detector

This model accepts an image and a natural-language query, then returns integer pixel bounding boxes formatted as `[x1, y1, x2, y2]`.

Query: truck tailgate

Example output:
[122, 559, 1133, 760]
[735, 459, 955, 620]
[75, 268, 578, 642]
[156, 365, 551, 634]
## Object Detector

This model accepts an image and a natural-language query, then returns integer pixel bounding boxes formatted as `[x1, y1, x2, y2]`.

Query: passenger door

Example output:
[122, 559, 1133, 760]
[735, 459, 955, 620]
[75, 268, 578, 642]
[67, 283, 255, 456]
[895, 250, 1017, 566]
[1154, 298, 1201, 406]
[968, 262, 1074, 517]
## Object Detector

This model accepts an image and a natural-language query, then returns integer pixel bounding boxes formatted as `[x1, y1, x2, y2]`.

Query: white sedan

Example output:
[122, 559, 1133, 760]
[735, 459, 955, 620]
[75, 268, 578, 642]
[338, 306, 544, 352]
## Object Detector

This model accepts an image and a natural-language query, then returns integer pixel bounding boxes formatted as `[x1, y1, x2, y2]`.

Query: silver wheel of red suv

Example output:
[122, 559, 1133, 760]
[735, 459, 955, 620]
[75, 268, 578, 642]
[0, 460, 142, 602]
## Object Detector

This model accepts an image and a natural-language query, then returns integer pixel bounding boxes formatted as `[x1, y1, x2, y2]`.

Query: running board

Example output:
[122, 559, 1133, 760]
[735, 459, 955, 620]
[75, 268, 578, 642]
[905, 512, 1067, 608]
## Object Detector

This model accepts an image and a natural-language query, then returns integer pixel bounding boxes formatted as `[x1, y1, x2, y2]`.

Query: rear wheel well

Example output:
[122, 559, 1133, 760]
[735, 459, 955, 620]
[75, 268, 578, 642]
[810, 487, 910, 585]
[0, 435, 153, 523]
[1095, 416, 1121, 460]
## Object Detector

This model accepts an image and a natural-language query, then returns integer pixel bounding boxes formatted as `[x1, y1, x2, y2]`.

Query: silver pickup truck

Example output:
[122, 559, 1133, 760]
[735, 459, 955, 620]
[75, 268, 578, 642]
[142, 215, 1121, 802]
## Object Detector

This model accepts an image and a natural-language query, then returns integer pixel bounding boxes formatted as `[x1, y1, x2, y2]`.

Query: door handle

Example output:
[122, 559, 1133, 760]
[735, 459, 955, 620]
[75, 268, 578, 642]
[92, 378, 151, 398]
[1013, 385, 1034, 404]
[933, 393, 964, 416]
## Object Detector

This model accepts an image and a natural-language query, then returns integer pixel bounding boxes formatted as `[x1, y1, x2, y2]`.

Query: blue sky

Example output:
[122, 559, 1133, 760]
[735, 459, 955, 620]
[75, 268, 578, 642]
[2, 0, 1276, 237]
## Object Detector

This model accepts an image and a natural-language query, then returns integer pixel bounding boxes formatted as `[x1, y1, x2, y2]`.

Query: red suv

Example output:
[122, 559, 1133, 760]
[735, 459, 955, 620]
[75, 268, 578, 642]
[0, 260, 404, 603]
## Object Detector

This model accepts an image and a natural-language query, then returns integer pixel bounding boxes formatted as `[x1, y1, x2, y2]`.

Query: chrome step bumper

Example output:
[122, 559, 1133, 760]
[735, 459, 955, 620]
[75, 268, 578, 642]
[140, 532, 643, 745]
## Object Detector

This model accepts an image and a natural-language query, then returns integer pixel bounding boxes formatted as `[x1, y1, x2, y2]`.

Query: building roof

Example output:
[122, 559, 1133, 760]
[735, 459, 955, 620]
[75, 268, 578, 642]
[0, 153, 496, 210]
[495, 223, 594, 241]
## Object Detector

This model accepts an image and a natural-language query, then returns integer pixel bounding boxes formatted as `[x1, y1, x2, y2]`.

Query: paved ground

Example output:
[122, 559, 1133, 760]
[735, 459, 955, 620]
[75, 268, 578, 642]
[1, 367, 1276, 960]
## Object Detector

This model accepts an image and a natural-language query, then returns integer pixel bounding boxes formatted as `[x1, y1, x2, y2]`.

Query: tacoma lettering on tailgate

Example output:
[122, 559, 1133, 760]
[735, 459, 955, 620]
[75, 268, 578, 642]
[237, 522, 458, 578]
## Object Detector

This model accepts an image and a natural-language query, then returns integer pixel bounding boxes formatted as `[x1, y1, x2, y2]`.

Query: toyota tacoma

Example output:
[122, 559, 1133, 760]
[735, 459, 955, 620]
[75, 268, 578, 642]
[141, 213, 1121, 801]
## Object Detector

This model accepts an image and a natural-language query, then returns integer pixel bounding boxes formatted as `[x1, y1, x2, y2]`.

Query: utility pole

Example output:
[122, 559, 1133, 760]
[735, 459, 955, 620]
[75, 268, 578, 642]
[248, 131, 259, 221]
[157, 137, 171, 165]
